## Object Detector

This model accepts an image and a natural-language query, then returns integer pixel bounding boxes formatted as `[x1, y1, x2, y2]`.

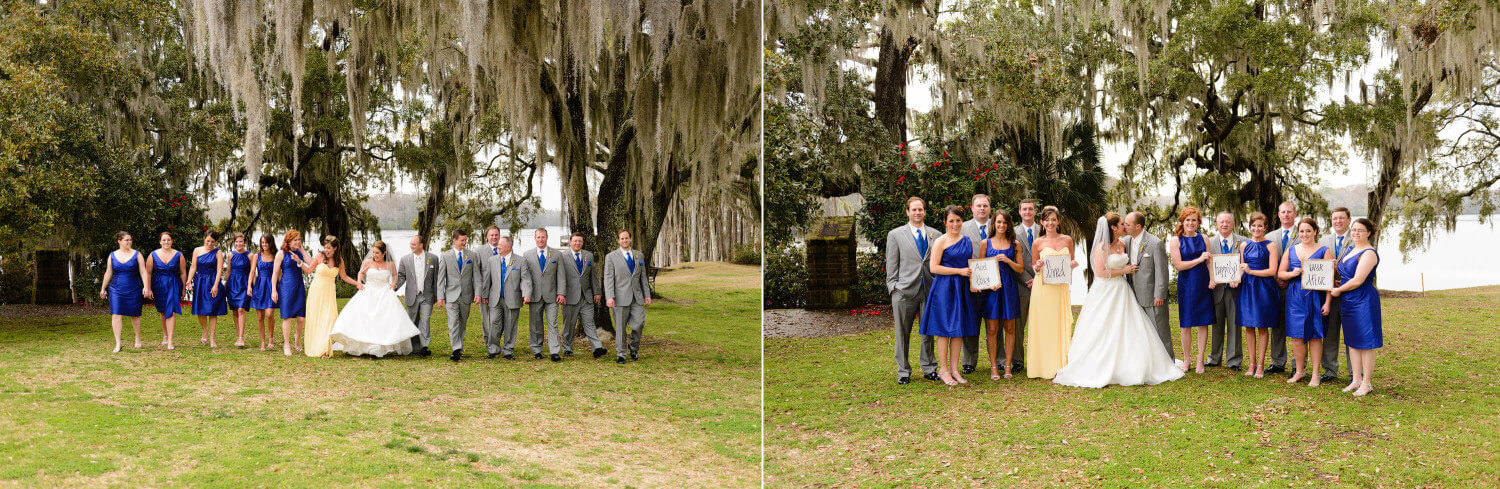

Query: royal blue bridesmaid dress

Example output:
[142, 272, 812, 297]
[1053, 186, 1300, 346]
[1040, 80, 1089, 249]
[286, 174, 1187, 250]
[1237, 240, 1280, 328]
[1284, 245, 1329, 339]
[920, 236, 977, 338]
[107, 251, 144, 317]
[190, 251, 228, 316]
[1339, 248, 1383, 349]
[151, 251, 182, 318]
[248, 254, 277, 311]
[277, 251, 307, 318]
[1176, 234, 1215, 328]
[979, 240, 1020, 321]
[225, 249, 252, 310]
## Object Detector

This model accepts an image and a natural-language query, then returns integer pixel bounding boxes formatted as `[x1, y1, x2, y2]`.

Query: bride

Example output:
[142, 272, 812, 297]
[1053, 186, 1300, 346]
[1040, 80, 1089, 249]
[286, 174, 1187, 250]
[1053, 213, 1185, 388]
[330, 241, 420, 357]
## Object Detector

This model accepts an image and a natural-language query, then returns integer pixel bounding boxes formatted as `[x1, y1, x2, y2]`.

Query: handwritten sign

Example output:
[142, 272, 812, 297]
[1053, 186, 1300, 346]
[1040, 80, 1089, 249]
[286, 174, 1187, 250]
[969, 258, 1001, 291]
[1041, 254, 1071, 285]
[1210, 253, 1242, 285]
[1301, 258, 1335, 291]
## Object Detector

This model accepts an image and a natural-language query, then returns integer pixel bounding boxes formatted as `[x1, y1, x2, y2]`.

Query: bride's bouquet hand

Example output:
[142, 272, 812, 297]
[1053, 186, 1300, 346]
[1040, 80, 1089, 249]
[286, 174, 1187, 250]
[356, 283, 366, 291]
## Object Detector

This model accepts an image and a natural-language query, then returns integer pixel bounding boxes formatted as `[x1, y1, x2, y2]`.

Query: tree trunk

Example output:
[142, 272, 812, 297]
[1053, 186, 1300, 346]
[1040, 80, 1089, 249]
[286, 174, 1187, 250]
[874, 27, 916, 149]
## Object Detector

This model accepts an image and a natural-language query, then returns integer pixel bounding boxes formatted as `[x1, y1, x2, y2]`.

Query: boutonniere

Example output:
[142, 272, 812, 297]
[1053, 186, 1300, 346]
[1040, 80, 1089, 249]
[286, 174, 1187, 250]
[1142, 253, 1152, 259]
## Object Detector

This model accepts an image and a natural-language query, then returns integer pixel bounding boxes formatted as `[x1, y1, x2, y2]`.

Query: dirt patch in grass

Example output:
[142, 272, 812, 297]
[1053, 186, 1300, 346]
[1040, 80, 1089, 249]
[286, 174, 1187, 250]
[655, 261, 761, 290]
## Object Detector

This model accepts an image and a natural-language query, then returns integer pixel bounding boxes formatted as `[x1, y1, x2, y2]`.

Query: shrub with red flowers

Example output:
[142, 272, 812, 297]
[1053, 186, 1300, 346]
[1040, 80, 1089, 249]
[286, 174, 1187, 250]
[858, 140, 1026, 251]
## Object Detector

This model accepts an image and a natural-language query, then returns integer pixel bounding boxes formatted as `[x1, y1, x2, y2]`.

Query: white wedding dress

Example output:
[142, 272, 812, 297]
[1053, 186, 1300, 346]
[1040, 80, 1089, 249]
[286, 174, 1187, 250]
[1053, 252, 1185, 388]
[330, 268, 420, 357]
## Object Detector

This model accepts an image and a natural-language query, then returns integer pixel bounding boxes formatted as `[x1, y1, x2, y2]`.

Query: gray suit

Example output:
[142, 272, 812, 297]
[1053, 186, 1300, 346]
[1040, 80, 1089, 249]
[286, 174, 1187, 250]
[884, 224, 939, 378]
[1265, 225, 1298, 368]
[959, 218, 991, 368]
[1013, 222, 1039, 368]
[1318, 230, 1354, 377]
[475, 244, 500, 349]
[603, 248, 651, 357]
[1207, 232, 1247, 368]
[1123, 231, 1173, 359]
[556, 249, 603, 354]
[477, 253, 525, 356]
[436, 247, 482, 352]
[394, 251, 439, 351]
[522, 247, 563, 355]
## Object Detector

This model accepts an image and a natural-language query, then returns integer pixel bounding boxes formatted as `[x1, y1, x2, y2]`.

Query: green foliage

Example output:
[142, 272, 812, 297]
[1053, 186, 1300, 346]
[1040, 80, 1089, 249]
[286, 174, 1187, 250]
[857, 141, 1027, 251]
[764, 244, 808, 309]
[730, 242, 762, 266]
[852, 250, 887, 307]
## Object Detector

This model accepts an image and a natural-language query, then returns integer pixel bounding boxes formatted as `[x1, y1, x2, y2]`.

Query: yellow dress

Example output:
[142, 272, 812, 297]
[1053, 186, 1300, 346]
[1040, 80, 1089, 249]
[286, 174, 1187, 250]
[1026, 247, 1074, 379]
[303, 263, 339, 357]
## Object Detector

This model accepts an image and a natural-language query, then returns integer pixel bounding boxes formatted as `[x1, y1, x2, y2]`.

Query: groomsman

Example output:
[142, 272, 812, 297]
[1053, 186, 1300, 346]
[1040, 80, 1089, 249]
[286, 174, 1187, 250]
[1317, 206, 1354, 382]
[523, 229, 563, 361]
[1011, 199, 1040, 372]
[394, 234, 439, 356]
[476, 225, 503, 351]
[958, 194, 993, 375]
[1122, 212, 1173, 358]
[604, 229, 652, 363]
[1264, 200, 1299, 374]
[884, 196, 939, 384]
[478, 236, 525, 359]
[557, 233, 606, 358]
[436, 229, 482, 361]
[1206, 211, 1246, 370]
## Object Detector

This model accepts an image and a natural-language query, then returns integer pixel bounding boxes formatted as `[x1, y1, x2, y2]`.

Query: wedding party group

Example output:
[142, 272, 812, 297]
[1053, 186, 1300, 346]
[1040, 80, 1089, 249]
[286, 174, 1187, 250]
[885, 195, 1385, 396]
[97, 226, 655, 364]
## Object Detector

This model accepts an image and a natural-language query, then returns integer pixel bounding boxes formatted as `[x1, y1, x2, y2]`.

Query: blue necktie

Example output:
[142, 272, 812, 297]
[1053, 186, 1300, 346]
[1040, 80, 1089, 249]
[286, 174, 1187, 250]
[492, 247, 498, 256]
[1336, 236, 1344, 260]
[1280, 232, 1288, 253]
[1027, 228, 1034, 247]
[499, 257, 506, 297]
[456, 252, 463, 272]
[1221, 239, 1229, 254]
[915, 230, 928, 258]
[980, 225, 987, 238]
[575, 252, 583, 273]
[538, 250, 546, 273]
[625, 251, 636, 274]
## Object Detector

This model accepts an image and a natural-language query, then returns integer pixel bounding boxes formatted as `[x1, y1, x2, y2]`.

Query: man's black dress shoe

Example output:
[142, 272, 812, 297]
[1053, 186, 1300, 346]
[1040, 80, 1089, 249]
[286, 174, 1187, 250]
[897, 377, 911, 385]
[1229, 365, 1242, 371]
[564, 351, 573, 357]
[419, 347, 431, 357]
[487, 353, 498, 359]
[962, 365, 975, 375]
[1320, 374, 1337, 383]
[1264, 365, 1286, 374]
[550, 354, 561, 362]
[503, 354, 514, 360]
[629, 352, 638, 361]
[923, 372, 939, 381]
[1205, 361, 1221, 367]
[450, 349, 462, 361]
[616, 356, 627, 364]
[1012, 362, 1024, 371]
[534, 353, 544, 360]
[593, 348, 606, 358]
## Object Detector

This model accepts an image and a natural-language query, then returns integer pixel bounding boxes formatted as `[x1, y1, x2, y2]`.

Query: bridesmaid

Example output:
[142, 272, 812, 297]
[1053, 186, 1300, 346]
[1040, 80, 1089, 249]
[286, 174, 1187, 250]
[973, 211, 1023, 380]
[98, 231, 152, 352]
[272, 230, 310, 356]
[303, 236, 363, 358]
[225, 233, 254, 347]
[147, 232, 186, 350]
[246, 234, 279, 350]
[1279, 218, 1331, 386]
[920, 206, 976, 386]
[1237, 212, 1281, 378]
[1026, 206, 1077, 380]
[186, 231, 228, 347]
[1169, 206, 1214, 373]
[1330, 218, 1382, 396]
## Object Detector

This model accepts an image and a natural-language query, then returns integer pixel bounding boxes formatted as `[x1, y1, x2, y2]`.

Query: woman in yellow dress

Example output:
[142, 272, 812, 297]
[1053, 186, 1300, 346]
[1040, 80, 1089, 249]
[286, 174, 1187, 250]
[1026, 206, 1078, 379]
[303, 236, 364, 357]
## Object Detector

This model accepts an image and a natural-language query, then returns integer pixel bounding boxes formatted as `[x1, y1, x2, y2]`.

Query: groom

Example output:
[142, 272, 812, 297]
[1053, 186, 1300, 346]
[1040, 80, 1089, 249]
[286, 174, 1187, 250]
[394, 235, 439, 357]
[478, 236, 525, 359]
[1122, 212, 1173, 358]
[436, 229, 482, 361]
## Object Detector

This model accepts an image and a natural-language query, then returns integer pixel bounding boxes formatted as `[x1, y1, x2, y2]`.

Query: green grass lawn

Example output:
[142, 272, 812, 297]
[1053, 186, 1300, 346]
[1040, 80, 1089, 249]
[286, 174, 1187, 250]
[765, 286, 1500, 487]
[0, 262, 761, 488]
